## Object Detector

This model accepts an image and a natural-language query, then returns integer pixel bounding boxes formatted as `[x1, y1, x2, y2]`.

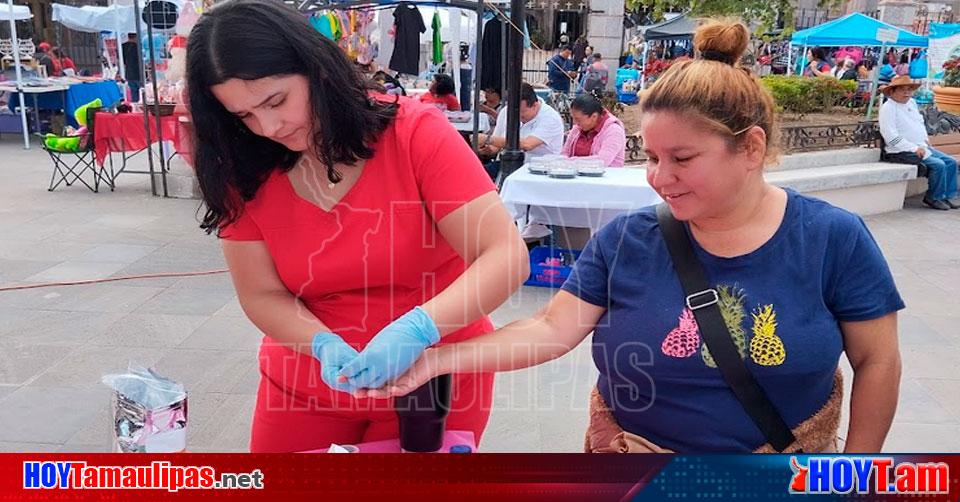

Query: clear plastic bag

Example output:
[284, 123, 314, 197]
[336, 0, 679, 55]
[102, 364, 187, 453]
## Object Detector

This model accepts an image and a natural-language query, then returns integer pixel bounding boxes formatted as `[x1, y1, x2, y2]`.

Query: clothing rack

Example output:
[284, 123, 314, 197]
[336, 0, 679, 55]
[296, 0, 514, 149]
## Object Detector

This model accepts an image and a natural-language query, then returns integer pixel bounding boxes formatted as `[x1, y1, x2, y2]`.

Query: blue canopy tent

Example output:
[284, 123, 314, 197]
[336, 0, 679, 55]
[789, 13, 928, 118]
[790, 12, 928, 48]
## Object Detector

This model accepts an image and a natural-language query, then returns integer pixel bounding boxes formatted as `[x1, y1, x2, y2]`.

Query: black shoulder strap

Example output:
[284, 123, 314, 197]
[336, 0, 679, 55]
[656, 203, 798, 452]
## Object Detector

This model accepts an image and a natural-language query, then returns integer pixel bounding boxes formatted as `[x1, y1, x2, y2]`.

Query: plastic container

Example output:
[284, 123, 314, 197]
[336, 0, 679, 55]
[395, 374, 452, 453]
[548, 166, 578, 179]
[524, 246, 582, 288]
[573, 157, 605, 176]
[526, 157, 549, 175]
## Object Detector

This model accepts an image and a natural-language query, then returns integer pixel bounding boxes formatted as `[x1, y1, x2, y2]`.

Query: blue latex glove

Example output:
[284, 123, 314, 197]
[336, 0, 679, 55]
[339, 306, 440, 389]
[311, 332, 360, 392]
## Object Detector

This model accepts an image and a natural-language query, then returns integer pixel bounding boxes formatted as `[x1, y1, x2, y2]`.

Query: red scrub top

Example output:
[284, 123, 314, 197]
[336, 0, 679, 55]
[221, 96, 496, 401]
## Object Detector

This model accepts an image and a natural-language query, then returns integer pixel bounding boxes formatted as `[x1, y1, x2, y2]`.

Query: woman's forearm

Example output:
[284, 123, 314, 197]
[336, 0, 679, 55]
[844, 361, 900, 452]
[436, 312, 584, 375]
[238, 290, 330, 355]
[422, 240, 529, 336]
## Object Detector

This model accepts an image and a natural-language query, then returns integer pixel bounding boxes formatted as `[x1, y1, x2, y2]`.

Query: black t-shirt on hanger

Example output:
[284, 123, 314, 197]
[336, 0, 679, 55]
[389, 2, 426, 76]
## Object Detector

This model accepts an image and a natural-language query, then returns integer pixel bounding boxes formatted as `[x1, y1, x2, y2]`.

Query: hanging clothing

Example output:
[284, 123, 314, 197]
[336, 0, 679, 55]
[431, 11, 443, 65]
[389, 2, 426, 76]
[479, 17, 503, 92]
[311, 12, 341, 41]
[376, 9, 396, 70]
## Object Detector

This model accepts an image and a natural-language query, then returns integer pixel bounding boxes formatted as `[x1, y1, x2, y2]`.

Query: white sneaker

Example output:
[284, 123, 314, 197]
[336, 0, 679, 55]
[520, 223, 553, 240]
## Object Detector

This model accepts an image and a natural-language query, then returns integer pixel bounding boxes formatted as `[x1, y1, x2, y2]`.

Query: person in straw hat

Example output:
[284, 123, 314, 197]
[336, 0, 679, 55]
[879, 75, 958, 210]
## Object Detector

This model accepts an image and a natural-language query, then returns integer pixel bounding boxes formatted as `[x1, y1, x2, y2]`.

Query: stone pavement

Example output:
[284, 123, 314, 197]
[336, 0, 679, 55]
[0, 135, 957, 453]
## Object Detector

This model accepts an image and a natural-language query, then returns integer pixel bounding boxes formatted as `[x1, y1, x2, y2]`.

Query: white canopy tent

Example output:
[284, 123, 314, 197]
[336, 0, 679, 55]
[52, 3, 139, 33]
[51, 2, 134, 83]
[2, 1, 32, 148]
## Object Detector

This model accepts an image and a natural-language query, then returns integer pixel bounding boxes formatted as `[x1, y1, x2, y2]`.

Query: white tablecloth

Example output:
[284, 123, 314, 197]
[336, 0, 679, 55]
[500, 166, 662, 231]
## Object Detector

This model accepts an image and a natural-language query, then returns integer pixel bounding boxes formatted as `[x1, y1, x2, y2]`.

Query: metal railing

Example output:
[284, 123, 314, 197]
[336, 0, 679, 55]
[522, 48, 550, 86]
[621, 107, 960, 163]
[623, 122, 883, 162]
[780, 122, 881, 152]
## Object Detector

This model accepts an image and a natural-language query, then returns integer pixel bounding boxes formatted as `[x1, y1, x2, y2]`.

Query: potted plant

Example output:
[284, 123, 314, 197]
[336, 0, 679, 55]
[933, 56, 960, 114]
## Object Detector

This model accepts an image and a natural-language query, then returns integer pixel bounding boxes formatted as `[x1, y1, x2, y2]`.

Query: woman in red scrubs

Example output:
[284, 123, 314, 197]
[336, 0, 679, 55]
[185, 0, 529, 452]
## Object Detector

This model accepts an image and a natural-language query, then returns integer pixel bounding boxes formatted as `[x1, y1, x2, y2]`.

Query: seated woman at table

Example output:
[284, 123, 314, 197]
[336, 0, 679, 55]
[419, 73, 461, 111]
[359, 19, 903, 454]
[561, 94, 625, 167]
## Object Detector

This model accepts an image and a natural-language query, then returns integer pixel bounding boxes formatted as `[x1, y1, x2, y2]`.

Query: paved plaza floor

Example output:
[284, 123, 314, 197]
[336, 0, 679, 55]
[0, 135, 958, 452]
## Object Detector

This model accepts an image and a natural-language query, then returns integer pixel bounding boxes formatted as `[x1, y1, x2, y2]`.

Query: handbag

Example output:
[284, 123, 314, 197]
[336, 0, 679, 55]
[656, 203, 798, 453]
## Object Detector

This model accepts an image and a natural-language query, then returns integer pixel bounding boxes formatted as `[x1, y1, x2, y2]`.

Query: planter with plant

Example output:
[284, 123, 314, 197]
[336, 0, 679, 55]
[934, 56, 960, 114]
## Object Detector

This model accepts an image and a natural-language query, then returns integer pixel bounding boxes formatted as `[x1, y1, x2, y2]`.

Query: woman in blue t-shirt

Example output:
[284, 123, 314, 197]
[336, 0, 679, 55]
[357, 20, 903, 453]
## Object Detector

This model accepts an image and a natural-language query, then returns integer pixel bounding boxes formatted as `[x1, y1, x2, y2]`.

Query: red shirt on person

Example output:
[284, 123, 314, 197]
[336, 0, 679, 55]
[60, 57, 77, 73]
[220, 96, 494, 451]
[418, 91, 461, 111]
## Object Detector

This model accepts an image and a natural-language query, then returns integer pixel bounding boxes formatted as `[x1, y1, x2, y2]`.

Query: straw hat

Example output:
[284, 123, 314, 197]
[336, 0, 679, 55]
[879, 75, 921, 95]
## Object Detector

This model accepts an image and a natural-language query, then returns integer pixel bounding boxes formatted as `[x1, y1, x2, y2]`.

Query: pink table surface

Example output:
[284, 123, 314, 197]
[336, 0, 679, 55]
[300, 430, 476, 453]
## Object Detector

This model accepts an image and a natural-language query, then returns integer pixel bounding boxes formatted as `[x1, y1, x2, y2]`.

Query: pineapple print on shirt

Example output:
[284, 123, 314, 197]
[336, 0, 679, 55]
[661, 308, 701, 358]
[749, 304, 786, 366]
[701, 285, 748, 368]
[662, 284, 788, 368]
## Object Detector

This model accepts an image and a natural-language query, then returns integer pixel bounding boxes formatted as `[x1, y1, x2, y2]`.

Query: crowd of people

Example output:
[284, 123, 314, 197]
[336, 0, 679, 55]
[546, 39, 610, 95]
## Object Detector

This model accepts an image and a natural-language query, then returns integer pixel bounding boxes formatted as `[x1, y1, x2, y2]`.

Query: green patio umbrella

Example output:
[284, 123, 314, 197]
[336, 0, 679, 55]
[431, 10, 442, 65]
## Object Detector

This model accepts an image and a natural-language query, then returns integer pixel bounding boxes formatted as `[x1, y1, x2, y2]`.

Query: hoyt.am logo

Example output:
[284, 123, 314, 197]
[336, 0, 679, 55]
[790, 456, 949, 495]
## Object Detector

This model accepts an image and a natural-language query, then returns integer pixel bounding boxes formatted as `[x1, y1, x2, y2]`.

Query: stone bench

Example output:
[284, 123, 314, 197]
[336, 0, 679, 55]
[930, 132, 960, 156]
[903, 133, 960, 197]
[766, 148, 916, 215]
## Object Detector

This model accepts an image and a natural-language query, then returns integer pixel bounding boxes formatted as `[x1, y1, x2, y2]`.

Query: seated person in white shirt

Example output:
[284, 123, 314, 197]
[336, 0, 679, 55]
[879, 76, 959, 210]
[476, 82, 565, 181]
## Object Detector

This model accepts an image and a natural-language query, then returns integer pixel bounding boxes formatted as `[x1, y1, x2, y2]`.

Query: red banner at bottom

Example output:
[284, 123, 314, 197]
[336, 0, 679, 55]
[1, 454, 958, 501]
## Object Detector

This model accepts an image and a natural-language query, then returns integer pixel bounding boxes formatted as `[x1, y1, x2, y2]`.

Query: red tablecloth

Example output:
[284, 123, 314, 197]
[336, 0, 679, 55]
[94, 111, 185, 166]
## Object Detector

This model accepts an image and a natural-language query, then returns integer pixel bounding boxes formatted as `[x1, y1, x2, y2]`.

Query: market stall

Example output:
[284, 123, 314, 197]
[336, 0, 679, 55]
[638, 14, 696, 89]
[4, 79, 122, 127]
[789, 13, 928, 118]
[1, 1, 33, 148]
[296, 0, 511, 147]
[52, 0, 194, 197]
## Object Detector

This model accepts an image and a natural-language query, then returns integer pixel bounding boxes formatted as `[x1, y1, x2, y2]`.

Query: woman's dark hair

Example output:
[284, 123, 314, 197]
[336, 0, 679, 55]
[570, 93, 604, 116]
[519, 82, 538, 106]
[809, 47, 826, 61]
[483, 86, 501, 98]
[899, 53, 909, 64]
[186, 0, 397, 234]
[433, 73, 456, 96]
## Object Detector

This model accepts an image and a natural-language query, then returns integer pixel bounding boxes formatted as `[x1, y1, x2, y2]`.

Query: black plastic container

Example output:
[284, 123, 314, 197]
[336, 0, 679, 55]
[395, 374, 452, 453]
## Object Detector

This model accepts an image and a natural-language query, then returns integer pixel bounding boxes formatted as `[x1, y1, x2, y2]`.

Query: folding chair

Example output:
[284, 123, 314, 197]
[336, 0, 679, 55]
[44, 106, 113, 193]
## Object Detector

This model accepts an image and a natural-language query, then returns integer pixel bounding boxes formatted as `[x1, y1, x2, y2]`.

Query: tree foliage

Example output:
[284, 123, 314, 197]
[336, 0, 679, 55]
[626, 0, 845, 38]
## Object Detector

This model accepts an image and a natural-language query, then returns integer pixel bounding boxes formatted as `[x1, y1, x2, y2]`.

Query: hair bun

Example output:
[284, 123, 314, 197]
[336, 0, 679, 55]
[694, 19, 749, 65]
